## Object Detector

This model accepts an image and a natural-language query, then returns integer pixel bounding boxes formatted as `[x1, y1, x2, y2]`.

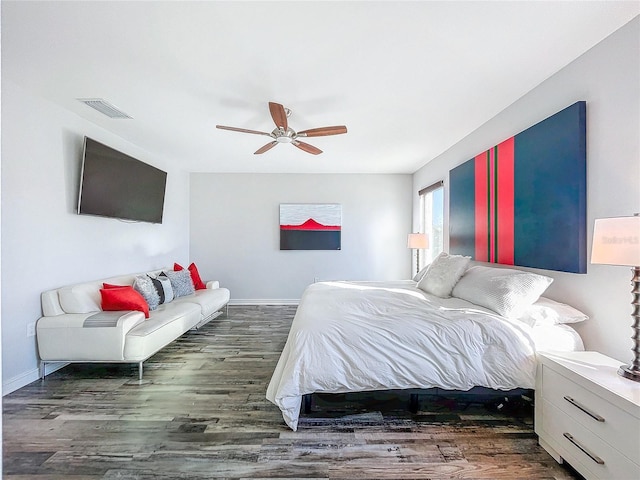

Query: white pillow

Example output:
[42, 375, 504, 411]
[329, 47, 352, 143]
[412, 264, 430, 283]
[451, 265, 553, 318]
[417, 252, 471, 298]
[516, 296, 588, 327]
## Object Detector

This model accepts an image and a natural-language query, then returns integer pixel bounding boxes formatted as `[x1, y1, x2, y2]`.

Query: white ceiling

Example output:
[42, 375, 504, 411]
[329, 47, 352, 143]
[3, 1, 638, 174]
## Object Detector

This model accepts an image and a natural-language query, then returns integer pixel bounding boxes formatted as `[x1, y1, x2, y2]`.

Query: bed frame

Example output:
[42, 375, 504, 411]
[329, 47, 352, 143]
[302, 387, 534, 414]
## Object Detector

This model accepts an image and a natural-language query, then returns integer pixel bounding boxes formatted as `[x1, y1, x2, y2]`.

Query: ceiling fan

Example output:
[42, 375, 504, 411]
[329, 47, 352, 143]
[216, 102, 347, 155]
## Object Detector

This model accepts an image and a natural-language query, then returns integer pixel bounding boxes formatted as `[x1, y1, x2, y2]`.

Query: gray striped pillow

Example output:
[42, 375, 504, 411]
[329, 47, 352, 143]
[149, 273, 174, 304]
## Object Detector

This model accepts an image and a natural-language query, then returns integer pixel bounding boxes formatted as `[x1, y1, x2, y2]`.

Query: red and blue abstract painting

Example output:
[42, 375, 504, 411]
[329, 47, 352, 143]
[449, 101, 586, 273]
[280, 204, 342, 250]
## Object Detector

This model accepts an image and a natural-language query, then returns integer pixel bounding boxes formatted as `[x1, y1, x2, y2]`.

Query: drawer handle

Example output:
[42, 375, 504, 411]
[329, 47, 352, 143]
[563, 433, 605, 465]
[563, 395, 605, 422]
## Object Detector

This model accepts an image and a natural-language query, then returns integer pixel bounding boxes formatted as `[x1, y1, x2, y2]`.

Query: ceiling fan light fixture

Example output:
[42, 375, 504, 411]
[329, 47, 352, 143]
[217, 102, 347, 154]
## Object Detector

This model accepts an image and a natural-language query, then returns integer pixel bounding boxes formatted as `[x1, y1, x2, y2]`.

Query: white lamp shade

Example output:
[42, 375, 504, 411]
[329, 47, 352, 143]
[591, 215, 640, 266]
[407, 233, 429, 249]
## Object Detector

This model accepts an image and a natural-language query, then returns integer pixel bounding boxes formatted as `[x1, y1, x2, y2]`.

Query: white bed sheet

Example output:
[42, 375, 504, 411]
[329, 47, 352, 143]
[266, 280, 583, 430]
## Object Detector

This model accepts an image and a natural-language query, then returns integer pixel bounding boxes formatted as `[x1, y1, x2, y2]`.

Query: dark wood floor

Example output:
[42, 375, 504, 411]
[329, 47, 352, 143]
[3, 305, 583, 479]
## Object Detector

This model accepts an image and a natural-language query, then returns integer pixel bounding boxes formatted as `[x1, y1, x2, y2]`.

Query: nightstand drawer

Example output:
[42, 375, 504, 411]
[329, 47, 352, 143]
[542, 399, 640, 480]
[541, 365, 640, 462]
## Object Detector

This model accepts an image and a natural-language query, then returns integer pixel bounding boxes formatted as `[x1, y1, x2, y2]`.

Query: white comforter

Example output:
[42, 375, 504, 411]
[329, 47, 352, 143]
[266, 281, 573, 430]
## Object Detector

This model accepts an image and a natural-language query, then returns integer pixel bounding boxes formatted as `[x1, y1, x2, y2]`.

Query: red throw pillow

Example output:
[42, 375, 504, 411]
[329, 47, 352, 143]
[188, 263, 206, 290]
[103, 283, 125, 289]
[174, 262, 206, 290]
[100, 286, 149, 318]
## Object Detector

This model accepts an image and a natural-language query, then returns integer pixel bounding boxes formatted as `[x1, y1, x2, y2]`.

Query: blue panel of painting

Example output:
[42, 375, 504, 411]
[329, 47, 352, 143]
[449, 159, 476, 258]
[513, 101, 587, 273]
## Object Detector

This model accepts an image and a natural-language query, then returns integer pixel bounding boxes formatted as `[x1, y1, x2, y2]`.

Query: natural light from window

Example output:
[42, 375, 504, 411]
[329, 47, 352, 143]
[419, 182, 444, 270]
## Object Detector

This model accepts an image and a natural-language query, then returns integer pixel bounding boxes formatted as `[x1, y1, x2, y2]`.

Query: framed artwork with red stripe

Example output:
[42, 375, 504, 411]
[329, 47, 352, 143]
[280, 203, 342, 250]
[450, 101, 587, 273]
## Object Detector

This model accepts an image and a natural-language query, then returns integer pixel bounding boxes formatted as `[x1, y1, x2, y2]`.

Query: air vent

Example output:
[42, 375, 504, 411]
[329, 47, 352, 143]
[77, 98, 132, 119]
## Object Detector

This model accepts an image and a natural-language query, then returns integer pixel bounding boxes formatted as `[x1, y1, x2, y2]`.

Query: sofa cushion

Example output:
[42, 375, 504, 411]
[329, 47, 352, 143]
[173, 287, 230, 318]
[123, 302, 201, 361]
[58, 282, 103, 313]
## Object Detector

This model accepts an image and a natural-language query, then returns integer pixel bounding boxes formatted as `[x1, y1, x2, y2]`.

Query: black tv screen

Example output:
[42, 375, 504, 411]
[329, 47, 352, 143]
[77, 137, 167, 224]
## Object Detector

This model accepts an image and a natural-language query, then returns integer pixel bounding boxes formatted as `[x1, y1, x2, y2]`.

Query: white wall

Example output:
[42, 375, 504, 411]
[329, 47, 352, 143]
[413, 18, 640, 362]
[190, 173, 412, 302]
[1, 81, 191, 393]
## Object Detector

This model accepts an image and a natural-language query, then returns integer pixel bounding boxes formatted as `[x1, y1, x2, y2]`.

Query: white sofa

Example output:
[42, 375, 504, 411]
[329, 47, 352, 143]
[36, 268, 230, 379]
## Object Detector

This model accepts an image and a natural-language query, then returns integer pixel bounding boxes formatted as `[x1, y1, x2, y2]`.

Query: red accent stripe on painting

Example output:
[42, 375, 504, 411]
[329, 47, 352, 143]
[474, 153, 489, 262]
[497, 137, 515, 264]
[280, 218, 341, 231]
[489, 147, 496, 262]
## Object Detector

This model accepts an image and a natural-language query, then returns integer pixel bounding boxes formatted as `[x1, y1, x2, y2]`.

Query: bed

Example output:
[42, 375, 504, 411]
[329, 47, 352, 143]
[266, 261, 586, 431]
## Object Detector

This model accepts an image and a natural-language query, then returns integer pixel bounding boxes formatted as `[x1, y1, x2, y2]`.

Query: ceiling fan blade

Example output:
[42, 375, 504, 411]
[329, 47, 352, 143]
[292, 140, 322, 155]
[254, 141, 278, 155]
[297, 126, 348, 137]
[216, 125, 272, 136]
[268, 102, 288, 130]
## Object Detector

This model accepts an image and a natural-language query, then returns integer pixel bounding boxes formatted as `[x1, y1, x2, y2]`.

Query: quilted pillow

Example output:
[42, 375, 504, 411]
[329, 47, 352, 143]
[417, 252, 471, 298]
[452, 265, 553, 318]
[164, 269, 195, 298]
[100, 286, 149, 318]
[133, 276, 160, 310]
[516, 296, 588, 327]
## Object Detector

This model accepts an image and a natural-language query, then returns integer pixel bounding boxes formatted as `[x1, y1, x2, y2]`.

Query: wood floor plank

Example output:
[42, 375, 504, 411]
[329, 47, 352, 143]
[3, 305, 582, 479]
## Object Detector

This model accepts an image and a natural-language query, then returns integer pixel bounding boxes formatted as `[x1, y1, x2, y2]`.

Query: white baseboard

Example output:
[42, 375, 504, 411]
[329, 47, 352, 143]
[3, 368, 40, 395]
[3, 362, 68, 396]
[229, 299, 299, 306]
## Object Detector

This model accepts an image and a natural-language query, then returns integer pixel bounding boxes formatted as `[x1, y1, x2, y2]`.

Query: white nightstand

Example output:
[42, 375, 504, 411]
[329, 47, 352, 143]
[536, 351, 640, 480]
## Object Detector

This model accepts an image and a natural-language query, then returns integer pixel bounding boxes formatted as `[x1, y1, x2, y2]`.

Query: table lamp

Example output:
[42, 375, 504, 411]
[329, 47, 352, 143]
[407, 233, 429, 276]
[591, 213, 640, 382]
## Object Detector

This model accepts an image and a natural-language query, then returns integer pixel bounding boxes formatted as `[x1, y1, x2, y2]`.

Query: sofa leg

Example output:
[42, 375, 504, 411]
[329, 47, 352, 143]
[40, 362, 46, 380]
[138, 361, 144, 380]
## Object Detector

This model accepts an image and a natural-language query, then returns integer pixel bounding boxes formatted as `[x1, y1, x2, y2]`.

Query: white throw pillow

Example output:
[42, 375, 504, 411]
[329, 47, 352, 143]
[452, 265, 553, 318]
[412, 264, 430, 283]
[417, 252, 471, 298]
[516, 296, 588, 327]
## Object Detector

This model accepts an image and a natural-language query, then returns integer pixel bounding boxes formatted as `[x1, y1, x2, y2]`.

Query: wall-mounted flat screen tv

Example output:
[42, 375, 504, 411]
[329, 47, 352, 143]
[77, 137, 167, 224]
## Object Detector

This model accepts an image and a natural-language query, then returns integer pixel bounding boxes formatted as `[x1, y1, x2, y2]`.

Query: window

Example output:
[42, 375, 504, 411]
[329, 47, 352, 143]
[418, 181, 444, 270]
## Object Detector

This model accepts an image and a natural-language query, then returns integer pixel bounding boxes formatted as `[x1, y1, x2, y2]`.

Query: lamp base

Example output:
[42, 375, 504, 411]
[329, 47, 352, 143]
[618, 365, 640, 382]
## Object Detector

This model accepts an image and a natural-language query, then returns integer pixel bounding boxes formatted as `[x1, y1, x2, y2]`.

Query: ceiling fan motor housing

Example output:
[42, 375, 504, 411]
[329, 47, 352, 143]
[274, 127, 296, 143]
